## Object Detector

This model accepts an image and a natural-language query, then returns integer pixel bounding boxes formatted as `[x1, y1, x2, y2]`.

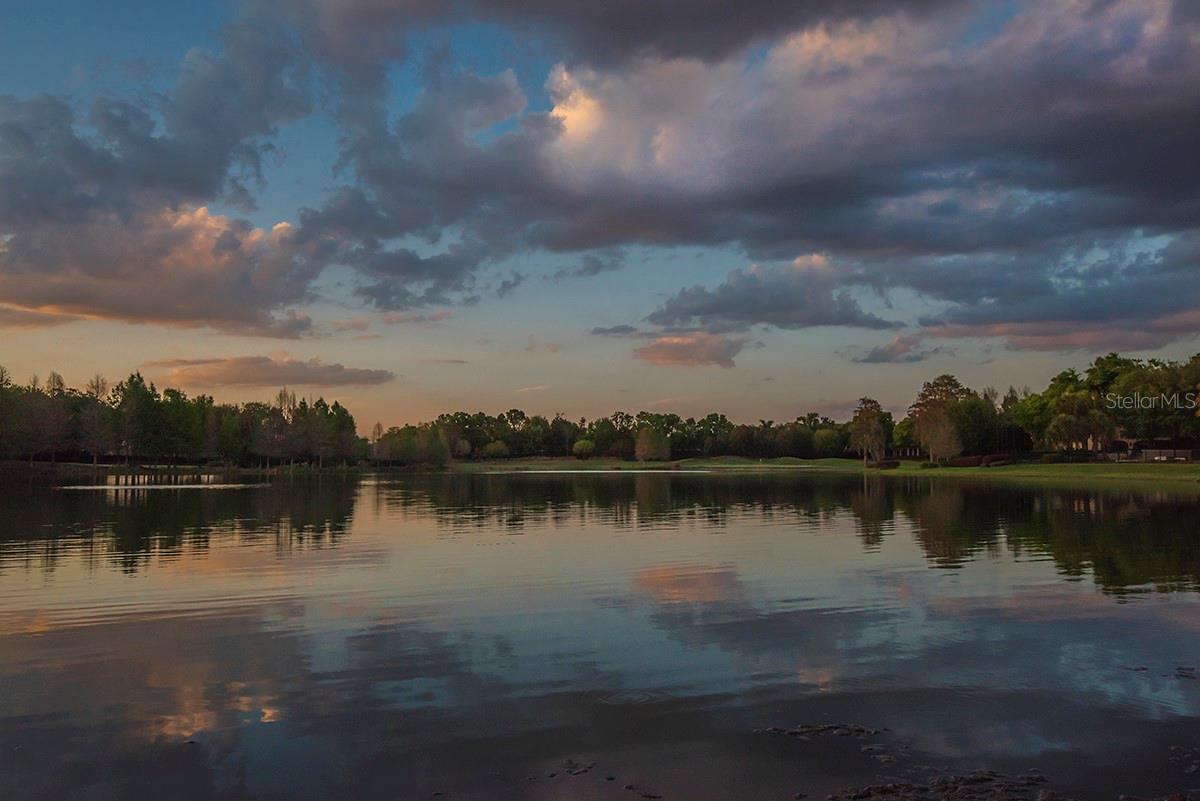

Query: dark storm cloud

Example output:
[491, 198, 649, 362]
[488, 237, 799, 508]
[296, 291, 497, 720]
[647, 260, 899, 333]
[904, 231, 1200, 350]
[4, 0, 1200, 353]
[459, 0, 963, 64]
[259, 0, 962, 73]
[292, 0, 1200, 351]
[287, 53, 545, 309]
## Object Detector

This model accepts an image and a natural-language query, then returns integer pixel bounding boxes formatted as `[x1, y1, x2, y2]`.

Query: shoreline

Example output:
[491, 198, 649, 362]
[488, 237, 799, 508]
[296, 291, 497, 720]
[6, 456, 1200, 492]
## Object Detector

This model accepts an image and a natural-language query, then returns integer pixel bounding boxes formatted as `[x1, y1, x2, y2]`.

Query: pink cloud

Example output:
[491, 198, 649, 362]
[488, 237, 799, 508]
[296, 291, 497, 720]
[633, 332, 750, 368]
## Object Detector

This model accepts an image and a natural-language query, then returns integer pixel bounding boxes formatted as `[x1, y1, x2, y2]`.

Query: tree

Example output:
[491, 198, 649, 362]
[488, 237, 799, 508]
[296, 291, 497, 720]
[949, 394, 1000, 455]
[45, 371, 66, 395]
[909, 375, 971, 462]
[85, 374, 107, 399]
[30, 387, 73, 462]
[1085, 353, 1140, 396]
[328, 401, 359, 462]
[548, 414, 581, 456]
[813, 427, 844, 457]
[849, 398, 888, 466]
[917, 407, 962, 463]
[482, 440, 510, 459]
[635, 426, 670, 461]
[112, 373, 159, 462]
[910, 375, 972, 416]
[572, 439, 595, 459]
[78, 397, 114, 465]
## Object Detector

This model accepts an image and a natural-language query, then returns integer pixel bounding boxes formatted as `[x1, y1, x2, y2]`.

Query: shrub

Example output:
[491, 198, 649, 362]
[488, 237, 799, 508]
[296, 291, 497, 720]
[482, 440, 510, 459]
[572, 439, 595, 460]
[869, 459, 900, 470]
[1040, 452, 1064, 464]
[980, 454, 1012, 466]
[947, 455, 983, 467]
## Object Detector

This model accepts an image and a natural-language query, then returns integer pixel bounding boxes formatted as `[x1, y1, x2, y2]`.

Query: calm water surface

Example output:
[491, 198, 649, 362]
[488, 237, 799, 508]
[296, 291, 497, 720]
[2, 473, 1199, 800]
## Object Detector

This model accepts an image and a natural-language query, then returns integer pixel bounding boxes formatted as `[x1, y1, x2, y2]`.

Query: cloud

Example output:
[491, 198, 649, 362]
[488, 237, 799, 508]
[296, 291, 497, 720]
[632, 331, 752, 368]
[523, 335, 563, 353]
[0, 204, 317, 336]
[552, 251, 624, 280]
[380, 309, 452, 324]
[331, 316, 371, 332]
[648, 259, 899, 332]
[149, 355, 395, 387]
[496, 271, 525, 297]
[926, 317, 1200, 353]
[515, 384, 547, 392]
[0, 304, 80, 328]
[6, 0, 1200, 355]
[0, 9, 317, 337]
[590, 324, 640, 336]
[914, 235, 1200, 351]
[261, 0, 962, 76]
[297, 0, 1200, 353]
[854, 333, 949, 364]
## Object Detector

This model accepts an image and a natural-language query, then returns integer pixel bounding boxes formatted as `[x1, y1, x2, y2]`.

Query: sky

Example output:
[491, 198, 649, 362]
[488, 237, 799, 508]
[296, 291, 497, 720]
[2, 0, 1200, 427]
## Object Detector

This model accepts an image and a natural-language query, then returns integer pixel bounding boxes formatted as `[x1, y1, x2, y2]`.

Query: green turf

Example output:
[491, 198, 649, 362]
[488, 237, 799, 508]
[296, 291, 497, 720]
[453, 455, 1200, 489]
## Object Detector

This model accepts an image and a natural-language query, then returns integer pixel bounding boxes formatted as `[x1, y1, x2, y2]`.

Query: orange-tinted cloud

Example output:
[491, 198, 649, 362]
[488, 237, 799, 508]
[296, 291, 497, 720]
[0, 207, 317, 337]
[148, 355, 395, 387]
[0, 304, 80, 329]
[633, 332, 750, 368]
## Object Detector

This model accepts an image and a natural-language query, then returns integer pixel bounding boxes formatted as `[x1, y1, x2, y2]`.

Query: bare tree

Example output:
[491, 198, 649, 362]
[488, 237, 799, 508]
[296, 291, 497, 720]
[85, 374, 108, 399]
[46, 371, 66, 395]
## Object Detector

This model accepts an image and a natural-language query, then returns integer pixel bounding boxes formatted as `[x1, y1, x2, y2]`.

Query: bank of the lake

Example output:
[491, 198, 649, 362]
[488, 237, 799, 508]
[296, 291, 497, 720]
[455, 454, 1200, 489]
[0, 460, 362, 484]
[8, 456, 1200, 493]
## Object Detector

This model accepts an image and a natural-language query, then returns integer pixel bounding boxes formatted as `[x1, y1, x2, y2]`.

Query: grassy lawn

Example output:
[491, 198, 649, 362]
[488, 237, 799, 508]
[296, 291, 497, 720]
[454, 454, 1200, 488]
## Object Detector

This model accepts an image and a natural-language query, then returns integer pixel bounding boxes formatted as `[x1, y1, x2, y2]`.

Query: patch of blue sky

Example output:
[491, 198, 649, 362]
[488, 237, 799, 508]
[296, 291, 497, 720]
[0, 0, 226, 95]
[957, 0, 1022, 50]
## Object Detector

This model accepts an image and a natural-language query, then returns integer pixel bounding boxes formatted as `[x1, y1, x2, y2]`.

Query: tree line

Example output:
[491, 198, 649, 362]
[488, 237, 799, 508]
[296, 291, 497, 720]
[2, 352, 1198, 468]
[0, 368, 358, 467]
[364, 352, 1200, 467]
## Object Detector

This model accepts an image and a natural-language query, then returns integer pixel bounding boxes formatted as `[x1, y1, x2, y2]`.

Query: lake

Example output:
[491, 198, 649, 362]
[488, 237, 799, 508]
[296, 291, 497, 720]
[2, 472, 1199, 800]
